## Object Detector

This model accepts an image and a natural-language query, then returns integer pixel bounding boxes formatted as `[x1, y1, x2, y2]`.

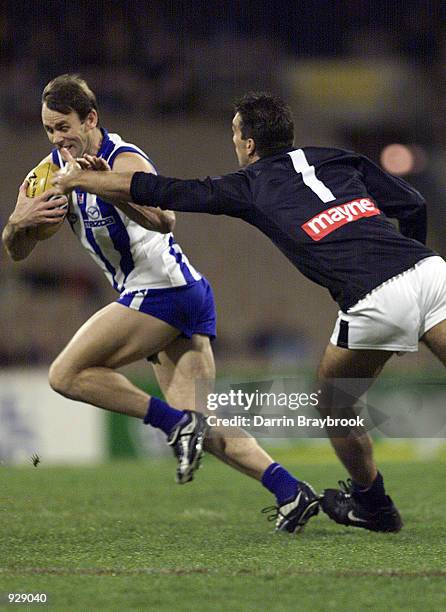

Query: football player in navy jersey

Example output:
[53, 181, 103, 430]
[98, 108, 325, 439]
[56, 91, 446, 534]
[3, 80, 321, 534]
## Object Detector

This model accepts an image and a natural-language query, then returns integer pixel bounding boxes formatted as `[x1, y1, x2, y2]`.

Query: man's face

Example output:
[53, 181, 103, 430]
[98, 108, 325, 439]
[232, 113, 252, 167]
[41, 104, 96, 158]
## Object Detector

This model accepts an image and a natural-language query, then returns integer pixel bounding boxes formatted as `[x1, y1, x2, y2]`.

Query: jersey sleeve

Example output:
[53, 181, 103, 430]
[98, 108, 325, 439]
[130, 171, 251, 216]
[360, 156, 427, 244]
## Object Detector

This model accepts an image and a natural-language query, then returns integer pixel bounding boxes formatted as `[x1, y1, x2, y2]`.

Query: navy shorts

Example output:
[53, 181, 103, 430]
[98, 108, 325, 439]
[116, 277, 216, 340]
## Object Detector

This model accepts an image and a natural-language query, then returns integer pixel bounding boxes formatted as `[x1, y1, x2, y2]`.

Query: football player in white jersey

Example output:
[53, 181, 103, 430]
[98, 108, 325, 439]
[2, 76, 316, 533]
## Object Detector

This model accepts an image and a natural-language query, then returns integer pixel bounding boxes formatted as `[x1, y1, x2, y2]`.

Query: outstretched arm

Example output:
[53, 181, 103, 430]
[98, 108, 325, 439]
[54, 160, 251, 217]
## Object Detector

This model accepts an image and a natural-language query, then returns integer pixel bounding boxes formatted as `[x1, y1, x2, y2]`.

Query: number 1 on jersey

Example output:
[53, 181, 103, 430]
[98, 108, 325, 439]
[288, 149, 336, 203]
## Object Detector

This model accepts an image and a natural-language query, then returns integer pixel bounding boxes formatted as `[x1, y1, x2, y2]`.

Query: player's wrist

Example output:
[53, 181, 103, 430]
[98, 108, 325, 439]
[69, 169, 93, 191]
[8, 212, 28, 233]
[61, 172, 79, 191]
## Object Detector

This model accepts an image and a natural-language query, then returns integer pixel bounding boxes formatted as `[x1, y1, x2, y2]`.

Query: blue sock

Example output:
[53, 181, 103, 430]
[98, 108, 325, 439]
[143, 397, 185, 435]
[261, 462, 300, 505]
[351, 472, 388, 510]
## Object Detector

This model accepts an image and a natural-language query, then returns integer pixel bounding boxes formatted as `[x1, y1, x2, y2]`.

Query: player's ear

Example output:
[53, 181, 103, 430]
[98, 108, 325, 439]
[85, 109, 98, 130]
[247, 138, 256, 157]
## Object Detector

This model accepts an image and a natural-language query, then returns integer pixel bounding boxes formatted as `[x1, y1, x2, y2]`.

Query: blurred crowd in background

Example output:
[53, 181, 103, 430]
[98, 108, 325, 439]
[1, 1, 446, 371]
[0, 0, 446, 120]
[2, 1, 446, 120]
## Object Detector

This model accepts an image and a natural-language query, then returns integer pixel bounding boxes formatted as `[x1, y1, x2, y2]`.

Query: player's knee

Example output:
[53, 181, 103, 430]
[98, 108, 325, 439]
[48, 357, 77, 398]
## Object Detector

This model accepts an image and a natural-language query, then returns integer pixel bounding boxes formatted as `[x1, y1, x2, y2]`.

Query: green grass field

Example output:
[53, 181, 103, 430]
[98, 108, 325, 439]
[1, 446, 445, 611]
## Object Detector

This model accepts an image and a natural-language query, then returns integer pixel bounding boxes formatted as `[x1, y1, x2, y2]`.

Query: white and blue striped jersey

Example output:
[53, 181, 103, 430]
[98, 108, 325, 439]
[52, 129, 201, 293]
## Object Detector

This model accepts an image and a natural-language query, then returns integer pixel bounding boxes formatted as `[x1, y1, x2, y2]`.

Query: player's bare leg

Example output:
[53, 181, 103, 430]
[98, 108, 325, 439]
[422, 319, 446, 365]
[317, 344, 393, 486]
[49, 302, 180, 417]
[49, 302, 210, 483]
[152, 334, 319, 532]
[50, 306, 318, 527]
[318, 344, 402, 532]
[152, 334, 274, 480]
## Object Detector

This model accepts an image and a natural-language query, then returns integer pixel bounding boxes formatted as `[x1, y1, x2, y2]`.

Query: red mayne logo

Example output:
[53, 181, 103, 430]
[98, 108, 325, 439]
[302, 198, 380, 241]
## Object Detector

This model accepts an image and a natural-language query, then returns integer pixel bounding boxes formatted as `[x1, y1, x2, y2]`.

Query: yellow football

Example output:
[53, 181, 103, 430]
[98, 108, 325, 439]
[25, 161, 68, 240]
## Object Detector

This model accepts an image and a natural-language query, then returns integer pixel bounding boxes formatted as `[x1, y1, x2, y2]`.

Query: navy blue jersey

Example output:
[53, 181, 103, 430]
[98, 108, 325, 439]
[130, 147, 435, 310]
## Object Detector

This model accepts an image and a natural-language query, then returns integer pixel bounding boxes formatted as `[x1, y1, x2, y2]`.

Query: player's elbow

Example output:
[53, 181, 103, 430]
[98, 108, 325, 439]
[2, 226, 35, 261]
[1, 230, 16, 260]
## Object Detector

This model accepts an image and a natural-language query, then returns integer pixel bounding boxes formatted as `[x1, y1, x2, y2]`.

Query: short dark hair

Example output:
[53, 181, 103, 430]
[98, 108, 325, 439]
[42, 74, 99, 122]
[234, 92, 294, 158]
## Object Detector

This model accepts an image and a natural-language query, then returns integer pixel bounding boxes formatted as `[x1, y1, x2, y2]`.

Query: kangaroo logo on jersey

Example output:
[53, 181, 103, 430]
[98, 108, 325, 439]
[301, 198, 380, 241]
[84, 204, 114, 229]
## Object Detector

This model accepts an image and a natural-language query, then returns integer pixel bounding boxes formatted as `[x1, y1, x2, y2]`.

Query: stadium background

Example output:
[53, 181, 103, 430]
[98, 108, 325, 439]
[1, 0, 446, 462]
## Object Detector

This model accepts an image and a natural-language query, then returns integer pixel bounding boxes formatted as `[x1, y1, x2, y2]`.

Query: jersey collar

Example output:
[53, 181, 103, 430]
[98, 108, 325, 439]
[250, 147, 296, 167]
[96, 128, 114, 160]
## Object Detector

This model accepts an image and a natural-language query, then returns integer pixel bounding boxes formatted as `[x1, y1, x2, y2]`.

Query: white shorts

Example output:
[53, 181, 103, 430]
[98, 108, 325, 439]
[330, 256, 446, 352]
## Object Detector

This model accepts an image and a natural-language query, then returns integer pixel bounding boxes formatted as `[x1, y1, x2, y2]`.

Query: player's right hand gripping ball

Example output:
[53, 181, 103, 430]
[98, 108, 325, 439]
[26, 161, 68, 240]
